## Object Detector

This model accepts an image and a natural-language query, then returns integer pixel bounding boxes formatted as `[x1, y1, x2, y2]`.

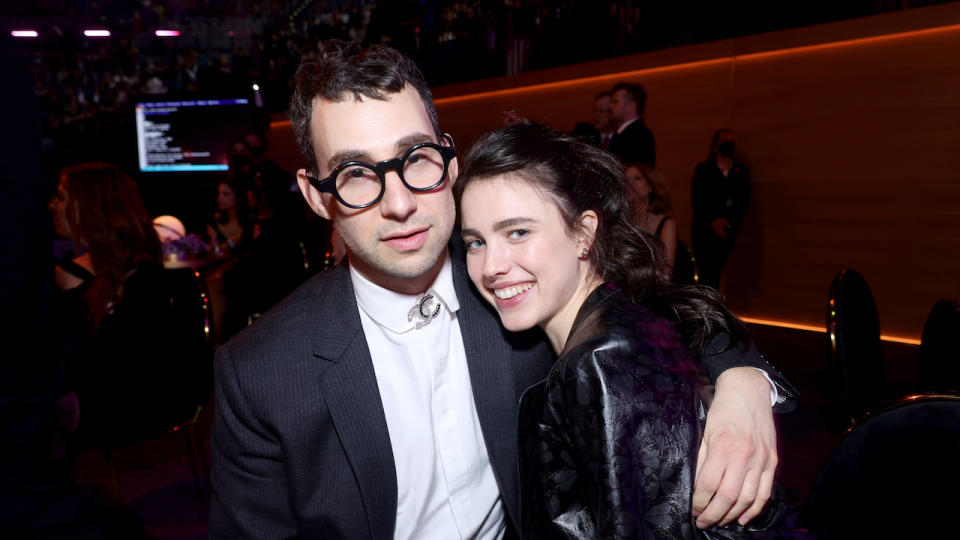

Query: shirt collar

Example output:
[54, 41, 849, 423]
[350, 253, 460, 334]
[616, 116, 639, 135]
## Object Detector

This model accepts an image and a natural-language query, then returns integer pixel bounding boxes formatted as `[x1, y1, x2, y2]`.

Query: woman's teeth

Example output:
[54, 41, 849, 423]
[494, 283, 533, 299]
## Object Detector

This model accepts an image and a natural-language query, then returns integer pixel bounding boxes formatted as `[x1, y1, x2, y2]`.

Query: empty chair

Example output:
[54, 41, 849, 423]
[807, 394, 960, 539]
[826, 268, 884, 425]
[77, 265, 214, 497]
[916, 298, 960, 393]
[673, 240, 698, 285]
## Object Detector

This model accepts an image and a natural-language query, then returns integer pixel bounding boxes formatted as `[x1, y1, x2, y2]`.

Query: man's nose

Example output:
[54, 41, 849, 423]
[379, 170, 417, 221]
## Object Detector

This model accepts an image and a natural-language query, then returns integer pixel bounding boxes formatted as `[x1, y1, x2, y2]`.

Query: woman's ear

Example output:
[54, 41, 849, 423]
[576, 210, 599, 254]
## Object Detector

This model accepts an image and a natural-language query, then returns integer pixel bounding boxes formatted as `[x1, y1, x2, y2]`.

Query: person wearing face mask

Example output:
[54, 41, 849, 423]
[691, 129, 750, 289]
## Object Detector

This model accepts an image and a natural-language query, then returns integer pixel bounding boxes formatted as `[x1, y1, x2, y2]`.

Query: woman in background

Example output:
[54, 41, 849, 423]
[50, 163, 162, 330]
[206, 178, 254, 257]
[625, 161, 677, 269]
[49, 163, 166, 443]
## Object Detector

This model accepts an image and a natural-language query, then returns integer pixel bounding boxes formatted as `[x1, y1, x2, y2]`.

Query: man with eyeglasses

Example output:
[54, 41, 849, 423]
[209, 40, 797, 538]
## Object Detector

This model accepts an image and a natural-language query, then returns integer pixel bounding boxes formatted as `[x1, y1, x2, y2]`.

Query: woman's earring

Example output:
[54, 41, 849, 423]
[579, 247, 589, 259]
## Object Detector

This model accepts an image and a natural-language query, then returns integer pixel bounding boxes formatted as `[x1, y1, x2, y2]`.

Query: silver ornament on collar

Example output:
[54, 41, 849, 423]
[408, 293, 442, 329]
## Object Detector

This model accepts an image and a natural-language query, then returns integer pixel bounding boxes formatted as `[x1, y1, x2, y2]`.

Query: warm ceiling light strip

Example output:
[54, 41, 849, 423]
[739, 316, 921, 345]
[434, 58, 729, 105]
[267, 24, 960, 127]
[433, 23, 960, 106]
[736, 23, 960, 62]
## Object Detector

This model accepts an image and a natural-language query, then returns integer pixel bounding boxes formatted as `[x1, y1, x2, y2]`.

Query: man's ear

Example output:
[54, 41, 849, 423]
[296, 169, 333, 220]
[445, 133, 459, 187]
[576, 210, 599, 252]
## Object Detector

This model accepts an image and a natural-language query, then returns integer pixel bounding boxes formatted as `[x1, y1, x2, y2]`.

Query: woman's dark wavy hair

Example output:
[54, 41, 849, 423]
[625, 161, 671, 216]
[215, 178, 253, 227]
[289, 39, 443, 176]
[61, 163, 162, 330]
[454, 123, 747, 352]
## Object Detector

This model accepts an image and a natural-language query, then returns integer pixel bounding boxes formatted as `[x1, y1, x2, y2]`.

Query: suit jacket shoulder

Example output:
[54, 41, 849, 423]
[609, 119, 655, 167]
[211, 264, 398, 539]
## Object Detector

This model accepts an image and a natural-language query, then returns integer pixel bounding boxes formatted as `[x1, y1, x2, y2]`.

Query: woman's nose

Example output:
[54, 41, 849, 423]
[483, 242, 510, 278]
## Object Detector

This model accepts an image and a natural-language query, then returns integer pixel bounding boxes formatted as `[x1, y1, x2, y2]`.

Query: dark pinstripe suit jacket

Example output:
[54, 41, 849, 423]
[209, 247, 554, 539]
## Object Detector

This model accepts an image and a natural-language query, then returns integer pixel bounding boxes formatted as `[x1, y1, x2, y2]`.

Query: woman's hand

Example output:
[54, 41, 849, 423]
[692, 367, 777, 529]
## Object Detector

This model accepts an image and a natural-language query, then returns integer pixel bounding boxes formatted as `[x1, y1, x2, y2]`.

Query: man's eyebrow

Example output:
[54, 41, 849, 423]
[326, 149, 372, 172]
[395, 133, 435, 153]
[324, 132, 435, 173]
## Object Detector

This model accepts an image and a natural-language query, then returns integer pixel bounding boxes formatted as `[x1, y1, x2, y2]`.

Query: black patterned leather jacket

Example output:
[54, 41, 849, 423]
[518, 283, 724, 539]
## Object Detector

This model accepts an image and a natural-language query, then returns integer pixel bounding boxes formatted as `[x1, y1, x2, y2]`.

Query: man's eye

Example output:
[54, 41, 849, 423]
[339, 166, 375, 183]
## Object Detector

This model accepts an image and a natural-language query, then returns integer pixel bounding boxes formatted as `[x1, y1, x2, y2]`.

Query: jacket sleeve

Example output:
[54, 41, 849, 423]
[209, 345, 298, 539]
[691, 162, 712, 219]
[700, 332, 799, 413]
[547, 339, 701, 539]
[729, 164, 751, 229]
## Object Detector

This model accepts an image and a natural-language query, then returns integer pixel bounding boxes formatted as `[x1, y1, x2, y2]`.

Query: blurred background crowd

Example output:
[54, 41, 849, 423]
[2, 0, 946, 176]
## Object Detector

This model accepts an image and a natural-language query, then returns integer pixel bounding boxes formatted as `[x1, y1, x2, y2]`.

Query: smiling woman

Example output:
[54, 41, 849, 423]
[455, 123, 803, 538]
[460, 175, 600, 350]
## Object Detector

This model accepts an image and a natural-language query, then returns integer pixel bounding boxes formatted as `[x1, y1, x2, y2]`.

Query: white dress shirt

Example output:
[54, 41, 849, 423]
[350, 256, 505, 540]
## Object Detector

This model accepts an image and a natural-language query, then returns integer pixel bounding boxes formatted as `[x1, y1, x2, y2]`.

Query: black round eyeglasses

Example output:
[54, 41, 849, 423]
[305, 135, 456, 209]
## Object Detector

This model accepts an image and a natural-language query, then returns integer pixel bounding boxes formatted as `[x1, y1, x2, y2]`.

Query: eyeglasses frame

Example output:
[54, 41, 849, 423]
[305, 134, 456, 209]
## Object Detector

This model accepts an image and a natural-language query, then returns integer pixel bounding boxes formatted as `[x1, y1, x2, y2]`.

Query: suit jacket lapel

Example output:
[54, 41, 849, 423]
[311, 265, 397, 539]
[451, 253, 523, 527]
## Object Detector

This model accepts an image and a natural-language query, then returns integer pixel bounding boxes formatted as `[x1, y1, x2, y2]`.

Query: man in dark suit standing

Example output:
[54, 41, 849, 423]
[209, 41, 796, 538]
[608, 81, 656, 167]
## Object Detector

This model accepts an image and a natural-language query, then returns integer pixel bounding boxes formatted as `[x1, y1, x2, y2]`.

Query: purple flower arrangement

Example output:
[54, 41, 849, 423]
[161, 233, 210, 261]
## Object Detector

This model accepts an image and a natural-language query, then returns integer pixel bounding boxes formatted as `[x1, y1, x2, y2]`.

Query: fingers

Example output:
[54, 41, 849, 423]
[691, 440, 717, 519]
[694, 439, 748, 528]
[737, 459, 777, 526]
[694, 436, 778, 529]
[718, 467, 760, 526]
[692, 441, 716, 517]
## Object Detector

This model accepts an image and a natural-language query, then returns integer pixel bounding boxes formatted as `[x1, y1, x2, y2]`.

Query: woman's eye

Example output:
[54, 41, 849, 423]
[508, 229, 529, 240]
[464, 238, 484, 251]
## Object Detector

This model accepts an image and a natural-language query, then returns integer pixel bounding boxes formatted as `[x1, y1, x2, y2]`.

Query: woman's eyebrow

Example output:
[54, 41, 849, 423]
[492, 217, 535, 232]
[462, 216, 536, 239]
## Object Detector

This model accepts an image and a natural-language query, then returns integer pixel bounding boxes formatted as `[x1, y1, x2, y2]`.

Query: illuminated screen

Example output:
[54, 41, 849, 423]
[135, 98, 252, 172]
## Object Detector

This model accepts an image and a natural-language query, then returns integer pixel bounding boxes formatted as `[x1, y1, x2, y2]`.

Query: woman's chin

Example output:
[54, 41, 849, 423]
[499, 315, 538, 334]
